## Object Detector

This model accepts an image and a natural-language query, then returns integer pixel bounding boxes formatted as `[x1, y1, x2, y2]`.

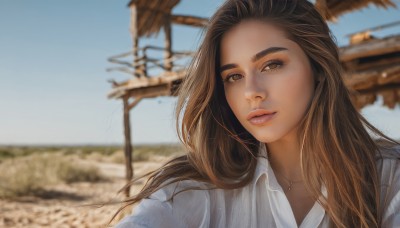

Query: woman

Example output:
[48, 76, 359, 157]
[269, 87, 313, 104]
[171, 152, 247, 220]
[115, 0, 400, 227]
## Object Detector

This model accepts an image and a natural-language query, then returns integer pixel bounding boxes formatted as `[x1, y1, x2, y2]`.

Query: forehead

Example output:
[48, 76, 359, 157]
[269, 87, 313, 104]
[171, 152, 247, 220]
[220, 20, 293, 63]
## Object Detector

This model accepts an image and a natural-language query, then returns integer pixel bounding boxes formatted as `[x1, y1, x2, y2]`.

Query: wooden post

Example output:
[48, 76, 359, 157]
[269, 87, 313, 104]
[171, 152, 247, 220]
[123, 96, 133, 197]
[130, 5, 138, 57]
[130, 5, 143, 77]
[164, 15, 173, 71]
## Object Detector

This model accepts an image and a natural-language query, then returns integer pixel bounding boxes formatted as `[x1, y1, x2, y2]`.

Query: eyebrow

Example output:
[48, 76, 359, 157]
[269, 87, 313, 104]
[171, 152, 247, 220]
[252, 47, 288, 62]
[219, 46, 288, 73]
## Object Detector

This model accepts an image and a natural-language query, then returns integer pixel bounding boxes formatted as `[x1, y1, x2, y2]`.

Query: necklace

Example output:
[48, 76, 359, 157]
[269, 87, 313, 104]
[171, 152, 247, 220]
[274, 171, 303, 191]
[266, 149, 303, 191]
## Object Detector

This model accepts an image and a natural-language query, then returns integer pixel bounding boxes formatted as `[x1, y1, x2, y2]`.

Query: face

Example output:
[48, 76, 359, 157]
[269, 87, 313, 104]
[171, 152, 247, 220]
[219, 20, 315, 144]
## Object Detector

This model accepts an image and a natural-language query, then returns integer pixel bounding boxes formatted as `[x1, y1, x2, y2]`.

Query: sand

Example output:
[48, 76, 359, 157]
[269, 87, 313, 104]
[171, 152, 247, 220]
[0, 159, 166, 228]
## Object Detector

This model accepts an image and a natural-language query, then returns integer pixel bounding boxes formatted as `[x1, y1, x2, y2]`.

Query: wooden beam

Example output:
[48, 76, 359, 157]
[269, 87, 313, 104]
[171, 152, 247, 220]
[343, 70, 379, 90]
[339, 35, 400, 62]
[123, 96, 133, 197]
[171, 14, 208, 27]
[128, 97, 143, 111]
[357, 82, 400, 95]
[343, 64, 400, 90]
[130, 5, 138, 54]
[164, 15, 173, 71]
[343, 56, 400, 71]
[107, 70, 186, 99]
[130, 4, 147, 77]
[377, 66, 400, 85]
[126, 84, 171, 98]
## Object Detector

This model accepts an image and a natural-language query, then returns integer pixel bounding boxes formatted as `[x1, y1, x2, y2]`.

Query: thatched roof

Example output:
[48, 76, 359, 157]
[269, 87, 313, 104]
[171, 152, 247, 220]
[127, 0, 208, 37]
[316, 0, 396, 20]
[115, 0, 399, 109]
[128, 0, 181, 37]
[128, 0, 397, 37]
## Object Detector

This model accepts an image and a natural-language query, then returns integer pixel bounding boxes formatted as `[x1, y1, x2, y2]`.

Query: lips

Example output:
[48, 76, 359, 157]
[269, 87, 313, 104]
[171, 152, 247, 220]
[247, 109, 277, 125]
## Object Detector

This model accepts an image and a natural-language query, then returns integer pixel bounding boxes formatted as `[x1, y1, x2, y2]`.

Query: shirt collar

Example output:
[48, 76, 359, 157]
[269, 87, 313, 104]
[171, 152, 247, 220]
[254, 142, 328, 198]
[254, 142, 283, 191]
[254, 143, 328, 226]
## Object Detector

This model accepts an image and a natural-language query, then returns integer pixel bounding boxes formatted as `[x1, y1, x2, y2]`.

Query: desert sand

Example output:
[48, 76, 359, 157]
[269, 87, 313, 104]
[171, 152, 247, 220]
[0, 157, 167, 228]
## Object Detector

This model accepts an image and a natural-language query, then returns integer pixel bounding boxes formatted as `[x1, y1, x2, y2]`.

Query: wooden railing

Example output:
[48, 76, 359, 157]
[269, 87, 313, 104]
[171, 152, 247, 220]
[107, 45, 195, 78]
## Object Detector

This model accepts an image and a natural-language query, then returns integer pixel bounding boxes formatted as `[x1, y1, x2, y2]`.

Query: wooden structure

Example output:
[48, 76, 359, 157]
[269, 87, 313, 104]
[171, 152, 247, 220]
[315, 0, 396, 21]
[340, 22, 400, 110]
[107, 0, 399, 197]
[107, 0, 207, 197]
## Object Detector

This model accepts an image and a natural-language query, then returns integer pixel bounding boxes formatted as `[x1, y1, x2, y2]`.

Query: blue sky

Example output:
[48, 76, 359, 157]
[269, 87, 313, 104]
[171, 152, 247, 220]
[0, 0, 399, 145]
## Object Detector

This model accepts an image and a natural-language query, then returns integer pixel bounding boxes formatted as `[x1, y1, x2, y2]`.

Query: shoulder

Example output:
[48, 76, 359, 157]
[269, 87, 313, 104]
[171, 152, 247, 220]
[376, 144, 400, 227]
[376, 144, 400, 182]
[376, 143, 400, 186]
[376, 143, 400, 160]
[115, 180, 211, 228]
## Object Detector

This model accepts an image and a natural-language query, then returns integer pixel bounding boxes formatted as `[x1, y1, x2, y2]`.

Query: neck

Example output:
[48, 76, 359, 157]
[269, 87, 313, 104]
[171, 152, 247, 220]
[265, 131, 303, 181]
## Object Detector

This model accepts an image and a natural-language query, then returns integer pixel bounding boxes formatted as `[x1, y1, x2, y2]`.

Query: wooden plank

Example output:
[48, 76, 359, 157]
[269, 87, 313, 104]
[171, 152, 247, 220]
[107, 72, 185, 99]
[171, 15, 208, 27]
[130, 5, 141, 79]
[339, 35, 400, 62]
[344, 64, 400, 90]
[129, 5, 138, 44]
[357, 82, 400, 95]
[343, 55, 400, 71]
[126, 84, 171, 98]
[377, 65, 400, 85]
[123, 96, 133, 197]
[343, 70, 379, 90]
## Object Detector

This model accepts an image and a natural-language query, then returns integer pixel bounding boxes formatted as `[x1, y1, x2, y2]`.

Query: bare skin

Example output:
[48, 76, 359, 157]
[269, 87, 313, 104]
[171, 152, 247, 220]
[220, 19, 317, 225]
[267, 133, 315, 226]
[268, 138, 315, 226]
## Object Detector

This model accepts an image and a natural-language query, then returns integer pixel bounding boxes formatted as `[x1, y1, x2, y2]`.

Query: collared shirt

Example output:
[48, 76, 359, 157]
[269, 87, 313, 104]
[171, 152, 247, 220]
[116, 144, 400, 228]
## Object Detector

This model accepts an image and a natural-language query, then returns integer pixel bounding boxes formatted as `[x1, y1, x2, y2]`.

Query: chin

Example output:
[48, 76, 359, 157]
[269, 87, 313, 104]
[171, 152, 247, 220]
[248, 129, 284, 144]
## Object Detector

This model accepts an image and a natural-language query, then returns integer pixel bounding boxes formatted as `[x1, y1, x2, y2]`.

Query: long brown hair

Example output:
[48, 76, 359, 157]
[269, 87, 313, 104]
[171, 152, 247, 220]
[114, 0, 399, 227]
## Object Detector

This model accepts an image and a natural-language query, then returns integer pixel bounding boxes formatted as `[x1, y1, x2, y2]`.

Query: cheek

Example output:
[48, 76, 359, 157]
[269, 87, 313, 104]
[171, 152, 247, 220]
[278, 68, 314, 114]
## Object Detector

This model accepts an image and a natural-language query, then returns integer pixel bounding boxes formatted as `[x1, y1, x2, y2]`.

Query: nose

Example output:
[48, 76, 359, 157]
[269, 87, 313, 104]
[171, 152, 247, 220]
[244, 74, 267, 102]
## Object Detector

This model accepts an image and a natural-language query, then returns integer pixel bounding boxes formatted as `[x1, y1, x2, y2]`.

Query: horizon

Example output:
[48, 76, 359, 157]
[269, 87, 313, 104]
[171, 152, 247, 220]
[0, 1, 399, 145]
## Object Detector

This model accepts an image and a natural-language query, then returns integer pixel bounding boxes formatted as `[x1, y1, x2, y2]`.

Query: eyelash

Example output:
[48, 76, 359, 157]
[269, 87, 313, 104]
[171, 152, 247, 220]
[223, 59, 284, 83]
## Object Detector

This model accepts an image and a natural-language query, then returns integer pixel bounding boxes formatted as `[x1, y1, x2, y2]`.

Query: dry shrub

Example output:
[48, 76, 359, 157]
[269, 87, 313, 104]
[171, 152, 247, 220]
[109, 151, 125, 164]
[108, 146, 185, 163]
[85, 152, 107, 162]
[0, 154, 105, 198]
[102, 149, 150, 163]
[57, 161, 104, 184]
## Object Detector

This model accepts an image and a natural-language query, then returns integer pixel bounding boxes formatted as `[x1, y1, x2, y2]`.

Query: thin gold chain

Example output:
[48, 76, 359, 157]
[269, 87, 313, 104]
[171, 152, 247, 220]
[266, 147, 303, 191]
[274, 171, 303, 191]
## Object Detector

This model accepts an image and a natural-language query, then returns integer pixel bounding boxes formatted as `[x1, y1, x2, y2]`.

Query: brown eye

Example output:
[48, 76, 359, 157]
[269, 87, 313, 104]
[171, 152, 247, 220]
[227, 74, 243, 82]
[262, 60, 283, 72]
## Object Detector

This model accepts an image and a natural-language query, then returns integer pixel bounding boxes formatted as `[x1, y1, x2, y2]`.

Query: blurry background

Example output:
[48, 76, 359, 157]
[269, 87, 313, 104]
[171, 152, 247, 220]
[0, 0, 399, 146]
[0, 1, 399, 227]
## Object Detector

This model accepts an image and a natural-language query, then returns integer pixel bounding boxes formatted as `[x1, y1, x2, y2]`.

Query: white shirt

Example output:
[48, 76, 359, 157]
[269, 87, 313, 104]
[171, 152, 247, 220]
[116, 144, 400, 228]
